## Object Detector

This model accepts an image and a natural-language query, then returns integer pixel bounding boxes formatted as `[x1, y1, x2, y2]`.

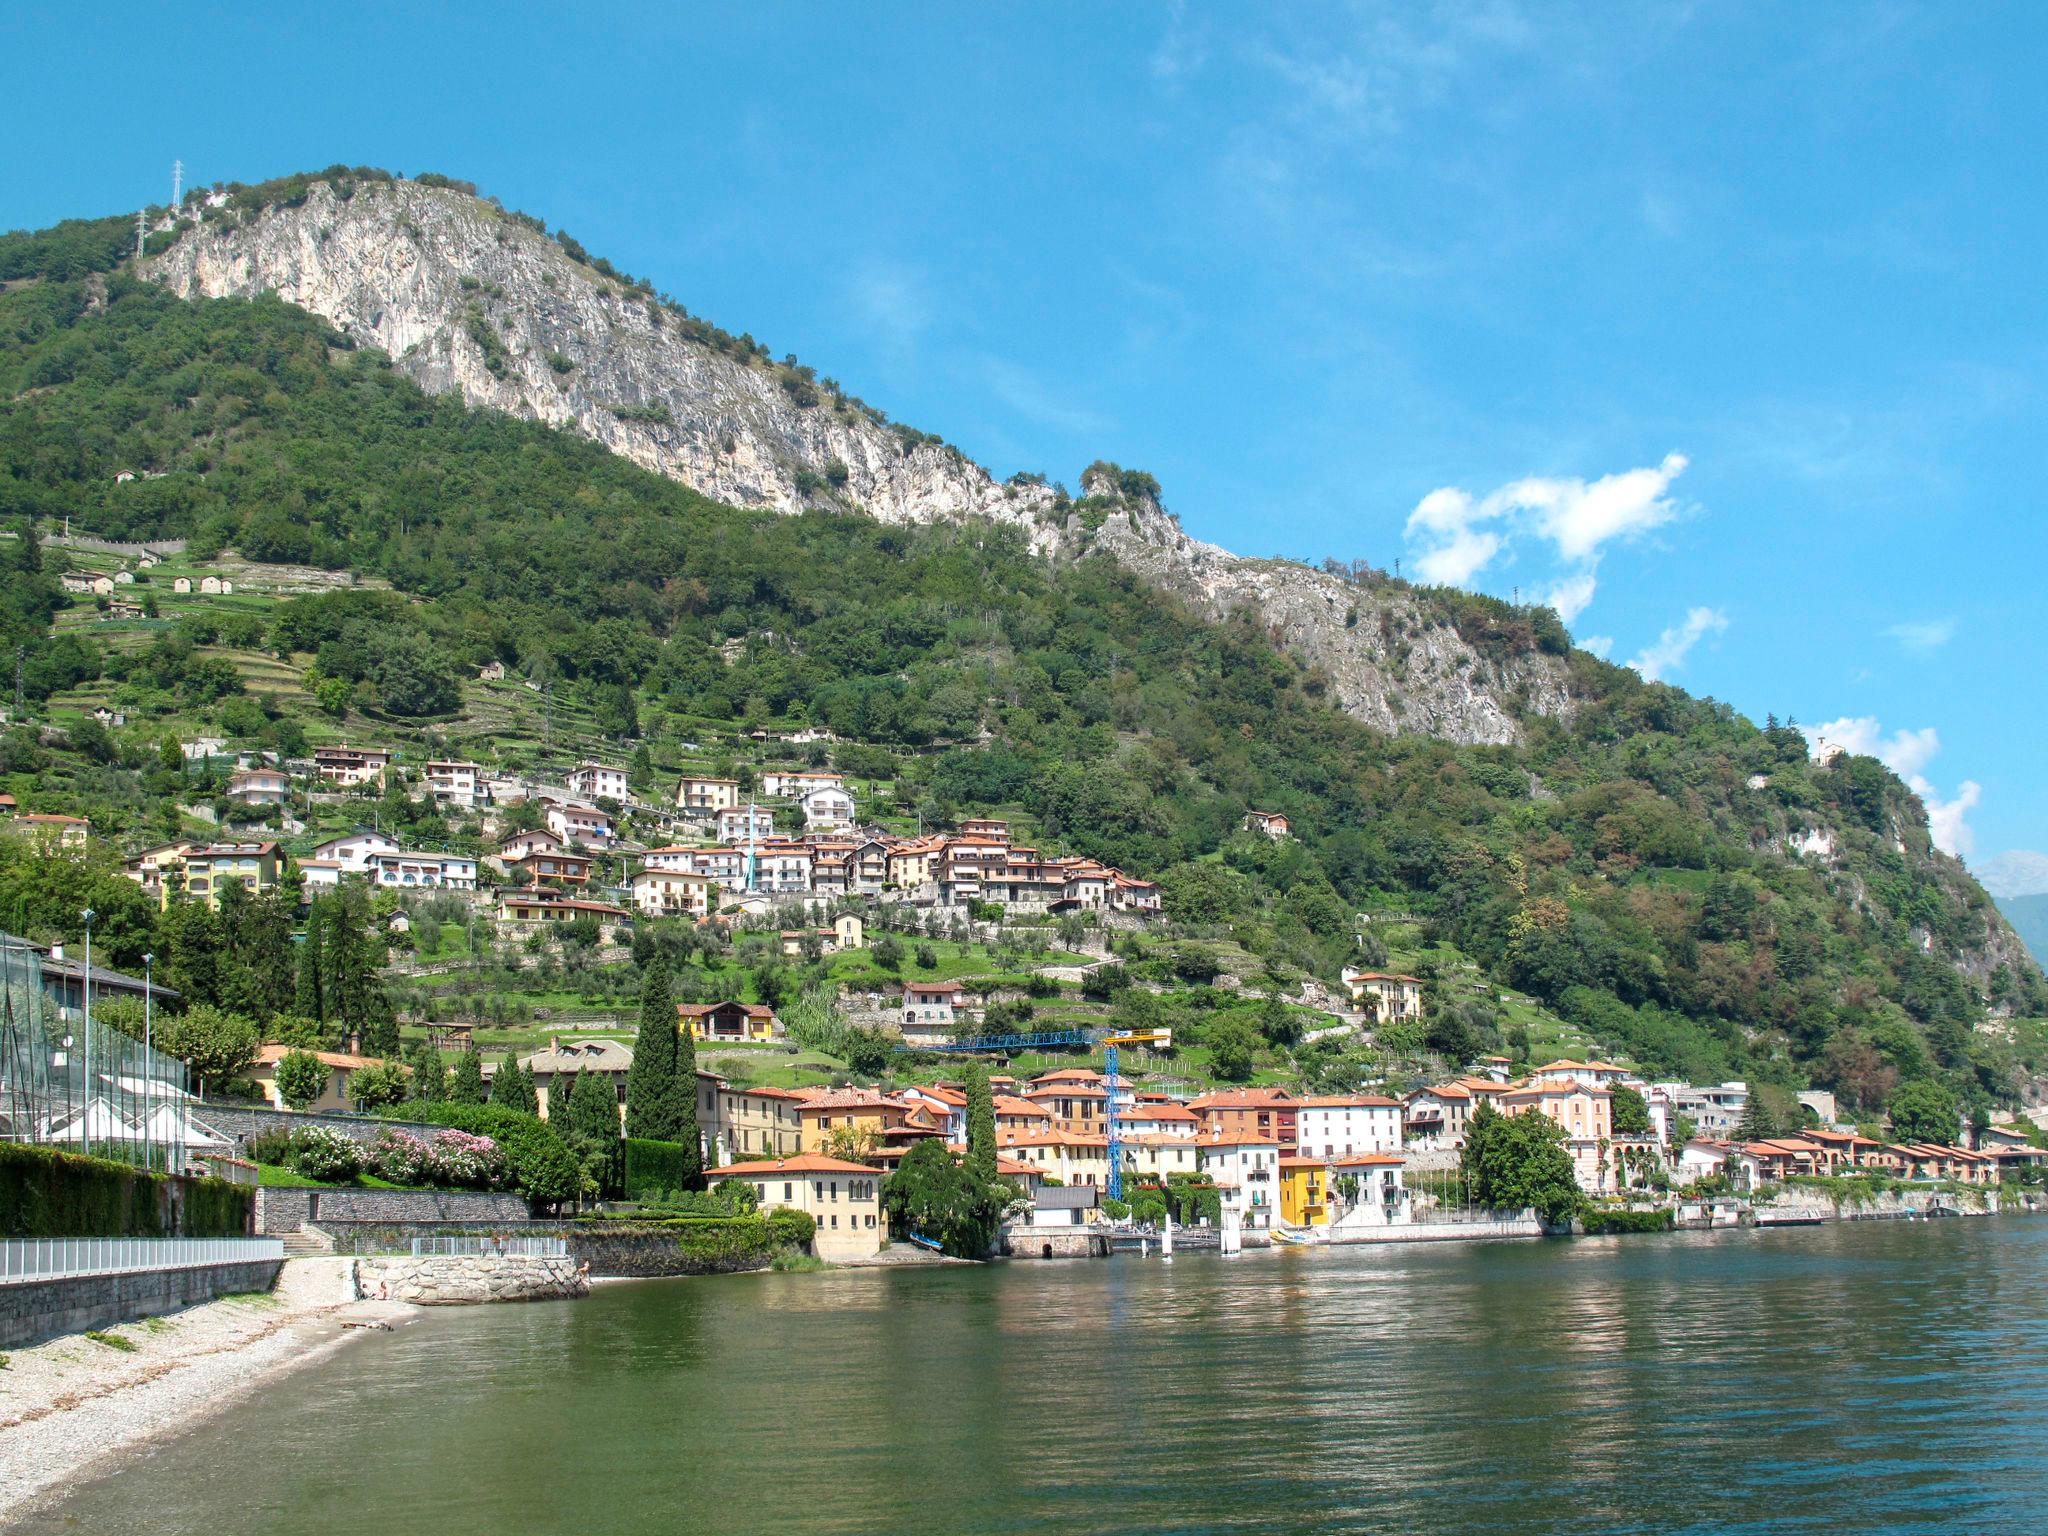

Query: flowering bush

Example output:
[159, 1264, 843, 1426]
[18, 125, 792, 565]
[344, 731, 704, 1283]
[364, 1128, 508, 1190]
[290, 1126, 363, 1183]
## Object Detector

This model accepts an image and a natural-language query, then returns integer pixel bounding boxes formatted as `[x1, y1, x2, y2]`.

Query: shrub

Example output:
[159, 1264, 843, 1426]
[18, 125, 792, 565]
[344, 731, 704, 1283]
[381, 1102, 581, 1208]
[290, 1126, 363, 1182]
[0, 1143, 252, 1238]
[1579, 1207, 1674, 1236]
[764, 1207, 815, 1248]
[624, 1137, 700, 1201]
[273, 1049, 329, 1110]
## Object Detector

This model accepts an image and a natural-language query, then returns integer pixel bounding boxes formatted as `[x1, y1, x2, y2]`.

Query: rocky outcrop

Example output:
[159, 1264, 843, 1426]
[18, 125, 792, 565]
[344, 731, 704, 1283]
[351, 1254, 586, 1304]
[141, 177, 1582, 746]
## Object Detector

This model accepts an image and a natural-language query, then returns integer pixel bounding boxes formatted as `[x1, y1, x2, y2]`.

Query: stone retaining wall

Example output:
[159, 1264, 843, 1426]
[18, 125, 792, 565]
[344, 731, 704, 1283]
[195, 1103, 457, 1152]
[0, 1259, 281, 1349]
[351, 1255, 586, 1305]
[291, 1222, 774, 1278]
[255, 1187, 531, 1234]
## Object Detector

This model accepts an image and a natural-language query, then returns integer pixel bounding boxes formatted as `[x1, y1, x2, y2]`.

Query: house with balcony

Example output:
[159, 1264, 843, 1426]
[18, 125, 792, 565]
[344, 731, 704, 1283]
[366, 850, 478, 890]
[176, 842, 285, 909]
[677, 1000, 782, 1044]
[674, 776, 740, 813]
[225, 767, 290, 807]
[901, 981, 967, 1045]
[629, 867, 716, 919]
[566, 761, 629, 803]
[424, 760, 488, 810]
[1197, 1132, 1281, 1232]
[313, 746, 391, 787]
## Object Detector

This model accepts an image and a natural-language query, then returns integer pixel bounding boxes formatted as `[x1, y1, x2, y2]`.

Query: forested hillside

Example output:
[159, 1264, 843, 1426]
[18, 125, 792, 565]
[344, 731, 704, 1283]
[2, 183, 2042, 1122]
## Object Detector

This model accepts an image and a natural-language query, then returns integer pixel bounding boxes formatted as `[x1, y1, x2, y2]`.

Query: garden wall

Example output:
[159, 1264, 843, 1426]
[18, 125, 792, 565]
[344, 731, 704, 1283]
[254, 1187, 531, 1234]
[0, 1258, 281, 1349]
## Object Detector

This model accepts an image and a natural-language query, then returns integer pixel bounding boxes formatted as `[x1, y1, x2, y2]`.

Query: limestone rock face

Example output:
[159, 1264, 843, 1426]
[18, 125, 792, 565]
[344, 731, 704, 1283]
[145, 178, 1577, 746]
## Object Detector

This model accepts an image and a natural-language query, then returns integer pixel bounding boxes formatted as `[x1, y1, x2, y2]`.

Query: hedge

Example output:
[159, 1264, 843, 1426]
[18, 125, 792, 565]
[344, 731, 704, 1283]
[624, 1138, 699, 1201]
[0, 1142, 254, 1238]
[379, 1103, 581, 1208]
[1580, 1207, 1675, 1235]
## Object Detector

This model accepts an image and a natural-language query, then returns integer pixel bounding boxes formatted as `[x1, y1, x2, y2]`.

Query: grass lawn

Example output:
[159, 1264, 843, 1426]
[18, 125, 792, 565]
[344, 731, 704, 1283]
[255, 1165, 410, 1189]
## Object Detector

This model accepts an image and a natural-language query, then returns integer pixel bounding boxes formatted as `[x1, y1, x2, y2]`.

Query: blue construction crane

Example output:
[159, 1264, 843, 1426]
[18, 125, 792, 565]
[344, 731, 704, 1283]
[897, 1027, 1170, 1203]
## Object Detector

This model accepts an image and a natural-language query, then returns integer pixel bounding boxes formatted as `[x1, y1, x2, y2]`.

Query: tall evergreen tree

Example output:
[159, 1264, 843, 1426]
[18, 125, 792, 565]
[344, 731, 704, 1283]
[670, 1006, 704, 1188]
[492, 1053, 536, 1113]
[448, 1042, 487, 1104]
[294, 899, 326, 1021]
[625, 951, 680, 1139]
[407, 1040, 447, 1101]
[965, 1061, 997, 1184]
[568, 1064, 623, 1196]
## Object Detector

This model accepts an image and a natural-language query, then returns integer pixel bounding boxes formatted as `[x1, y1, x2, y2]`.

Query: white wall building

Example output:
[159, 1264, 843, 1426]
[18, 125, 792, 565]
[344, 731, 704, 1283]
[1198, 1133, 1281, 1232]
[567, 762, 629, 803]
[798, 784, 856, 832]
[311, 830, 400, 873]
[1294, 1096, 1405, 1159]
[367, 852, 478, 890]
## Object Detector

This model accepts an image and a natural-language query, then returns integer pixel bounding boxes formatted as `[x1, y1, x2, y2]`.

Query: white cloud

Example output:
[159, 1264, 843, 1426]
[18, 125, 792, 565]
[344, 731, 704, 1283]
[1401, 453, 1689, 621]
[1628, 606, 1727, 682]
[1803, 715, 1980, 856]
[1580, 635, 1614, 659]
[1884, 618, 1956, 653]
[1547, 572, 1598, 623]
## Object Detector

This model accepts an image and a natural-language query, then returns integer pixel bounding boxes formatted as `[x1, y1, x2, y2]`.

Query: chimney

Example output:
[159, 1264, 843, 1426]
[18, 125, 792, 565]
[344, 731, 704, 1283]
[50, 944, 64, 961]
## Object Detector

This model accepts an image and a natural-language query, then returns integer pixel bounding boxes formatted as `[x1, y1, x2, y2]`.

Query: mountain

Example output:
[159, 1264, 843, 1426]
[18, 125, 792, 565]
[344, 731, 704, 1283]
[3, 166, 2043, 1109]
[137, 170, 1578, 748]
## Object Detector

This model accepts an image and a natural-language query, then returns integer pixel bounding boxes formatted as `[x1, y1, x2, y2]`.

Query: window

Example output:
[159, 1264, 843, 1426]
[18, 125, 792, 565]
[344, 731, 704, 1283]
[783, 1182, 793, 1201]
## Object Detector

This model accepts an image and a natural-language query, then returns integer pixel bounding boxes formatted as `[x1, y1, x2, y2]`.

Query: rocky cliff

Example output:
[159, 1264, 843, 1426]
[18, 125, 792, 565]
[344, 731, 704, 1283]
[146, 176, 1576, 746]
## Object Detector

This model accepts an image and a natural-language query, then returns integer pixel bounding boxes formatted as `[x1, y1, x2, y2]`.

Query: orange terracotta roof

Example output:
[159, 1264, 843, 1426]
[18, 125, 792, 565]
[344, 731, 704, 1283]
[1296, 1095, 1403, 1108]
[256, 1043, 384, 1071]
[1333, 1152, 1407, 1167]
[707, 1154, 879, 1178]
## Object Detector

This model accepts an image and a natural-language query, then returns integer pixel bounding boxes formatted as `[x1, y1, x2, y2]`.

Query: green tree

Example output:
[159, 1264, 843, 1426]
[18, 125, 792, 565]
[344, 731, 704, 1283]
[1461, 1102, 1581, 1225]
[347, 1059, 410, 1109]
[625, 951, 688, 1143]
[1207, 1018, 1260, 1083]
[272, 1048, 329, 1110]
[964, 1061, 997, 1184]
[566, 1065, 623, 1197]
[407, 1041, 448, 1102]
[294, 899, 326, 1021]
[447, 1043, 487, 1105]
[1735, 1089, 1781, 1142]
[1887, 1078, 1959, 1143]
[1610, 1084, 1653, 1138]
[492, 1054, 536, 1113]
[882, 1138, 1003, 1258]
[157, 1004, 260, 1091]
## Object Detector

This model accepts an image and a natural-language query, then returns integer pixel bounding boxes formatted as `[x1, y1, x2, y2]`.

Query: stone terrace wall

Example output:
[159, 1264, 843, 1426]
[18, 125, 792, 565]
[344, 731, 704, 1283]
[196, 1103, 456, 1151]
[352, 1255, 585, 1305]
[255, 1187, 531, 1234]
[0, 1258, 281, 1349]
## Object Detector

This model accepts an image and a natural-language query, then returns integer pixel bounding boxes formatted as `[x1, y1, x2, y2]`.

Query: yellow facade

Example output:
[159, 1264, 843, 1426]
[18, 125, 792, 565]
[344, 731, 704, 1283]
[1279, 1160, 1331, 1227]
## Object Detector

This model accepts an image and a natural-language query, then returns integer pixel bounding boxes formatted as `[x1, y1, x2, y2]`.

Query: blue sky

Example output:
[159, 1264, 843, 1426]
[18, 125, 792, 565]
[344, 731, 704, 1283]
[6, 3, 2043, 871]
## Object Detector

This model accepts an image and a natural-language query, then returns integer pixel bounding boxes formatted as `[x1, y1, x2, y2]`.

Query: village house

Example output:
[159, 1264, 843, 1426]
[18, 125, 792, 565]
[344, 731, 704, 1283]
[1188, 1087, 1299, 1153]
[313, 746, 392, 787]
[1340, 968, 1425, 1021]
[296, 859, 344, 891]
[1294, 1095, 1405, 1159]
[629, 867, 717, 919]
[1120, 1098, 1201, 1139]
[507, 846, 595, 888]
[224, 766, 290, 807]
[791, 1087, 908, 1153]
[123, 840, 201, 898]
[958, 817, 1010, 842]
[566, 762, 629, 803]
[678, 1000, 782, 1044]
[1501, 1077, 1616, 1193]
[810, 852, 850, 896]
[1197, 1132, 1282, 1231]
[1026, 1077, 1109, 1137]
[366, 850, 478, 891]
[18, 814, 91, 849]
[493, 825, 567, 867]
[543, 798, 615, 848]
[798, 783, 856, 831]
[181, 736, 227, 761]
[900, 981, 968, 1044]
[705, 1154, 882, 1262]
[424, 760, 487, 810]
[478, 660, 506, 681]
[174, 842, 284, 908]
[674, 776, 740, 813]
[92, 705, 128, 727]
[171, 577, 193, 594]
[777, 913, 864, 956]
[760, 768, 844, 800]
[520, 1037, 635, 1122]
[1401, 1079, 1512, 1148]
[251, 1044, 385, 1113]
[992, 1094, 1054, 1138]
[1244, 809, 1290, 839]
[495, 890, 633, 941]
[1120, 1132, 1202, 1184]
[897, 1084, 968, 1140]
[707, 1082, 805, 1162]
[997, 1128, 1111, 1189]
[715, 805, 775, 845]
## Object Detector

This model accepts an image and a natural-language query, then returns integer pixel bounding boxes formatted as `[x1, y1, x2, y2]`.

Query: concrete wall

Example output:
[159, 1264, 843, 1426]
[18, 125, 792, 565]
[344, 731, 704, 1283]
[0, 1259, 281, 1349]
[255, 1188, 532, 1234]
[352, 1255, 585, 1305]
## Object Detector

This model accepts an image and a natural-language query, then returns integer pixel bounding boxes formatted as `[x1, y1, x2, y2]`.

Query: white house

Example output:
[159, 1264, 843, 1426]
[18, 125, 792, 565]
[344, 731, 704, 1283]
[798, 784, 856, 832]
[297, 859, 344, 891]
[544, 799, 615, 848]
[566, 762, 629, 803]
[628, 867, 717, 919]
[311, 829, 401, 873]
[754, 844, 813, 894]
[1294, 1095, 1405, 1159]
[1341, 969, 1425, 1021]
[366, 851, 478, 890]
[715, 806, 775, 845]
[675, 777, 740, 813]
[1197, 1132, 1281, 1232]
[760, 769, 844, 799]
[425, 760, 487, 810]
[901, 982, 966, 1045]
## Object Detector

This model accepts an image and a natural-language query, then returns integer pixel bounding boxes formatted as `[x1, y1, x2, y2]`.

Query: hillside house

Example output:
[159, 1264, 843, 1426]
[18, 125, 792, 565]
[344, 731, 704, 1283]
[123, 840, 200, 898]
[366, 851, 477, 890]
[520, 1037, 635, 1123]
[1501, 1078, 1615, 1193]
[225, 767, 290, 807]
[506, 848, 594, 888]
[495, 890, 632, 941]
[313, 746, 392, 787]
[675, 776, 740, 813]
[1341, 969, 1425, 1021]
[1294, 1095, 1405, 1159]
[760, 769, 843, 799]
[958, 818, 1010, 842]
[629, 867, 716, 918]
[251, 1045, 385, 1113]
[1188, 1087, 1299, 1153]
[494, 826, 566, 865]
[543, 799, 615, 848]
[678, 1000, 782, 1044]
[172, 577, 193, 594]
[297, 859, 344, 891]
[1244, 809, 1290, 839]
[1196, 1132, 1281, 1231]
[709, 1082, 806, 1162]
[425, 760, 487, 810]
[798, 784, 856, 831]
[17, 814, 91, 850]
[478, 660, 506, 681]
[177, 842, 284, 908]
[754, 843, 814, 894]
[312, 829, 400, 872]
[715, 805, 775, 845]
[901, 981, 967, 1043]
[566, 762, 629, 802]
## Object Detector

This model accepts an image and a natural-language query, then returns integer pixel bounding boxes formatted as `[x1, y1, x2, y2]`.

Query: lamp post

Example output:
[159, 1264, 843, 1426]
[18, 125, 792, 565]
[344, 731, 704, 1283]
[80, 907, 95, 1153]
[142, 952, 155, 1170]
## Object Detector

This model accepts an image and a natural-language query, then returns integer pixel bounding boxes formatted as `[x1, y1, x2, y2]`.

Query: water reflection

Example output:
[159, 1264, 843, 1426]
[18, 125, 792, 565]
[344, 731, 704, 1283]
[28, 1221, 2048, 1536]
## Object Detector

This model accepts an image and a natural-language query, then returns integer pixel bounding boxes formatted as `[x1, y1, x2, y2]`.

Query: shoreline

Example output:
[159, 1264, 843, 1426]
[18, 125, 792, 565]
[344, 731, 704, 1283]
[0, 1259, 415, 1530]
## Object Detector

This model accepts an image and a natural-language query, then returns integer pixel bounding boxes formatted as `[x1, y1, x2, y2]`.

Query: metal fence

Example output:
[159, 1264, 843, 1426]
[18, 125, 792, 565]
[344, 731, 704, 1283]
[0, 931, 203, 1171]
[0, 1236, 285, 1283]
[409, 1234, 568, 1258]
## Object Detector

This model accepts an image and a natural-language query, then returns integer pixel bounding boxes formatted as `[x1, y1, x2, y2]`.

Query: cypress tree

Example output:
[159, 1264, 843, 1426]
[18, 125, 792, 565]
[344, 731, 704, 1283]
[493, 1054, 536, 1113]
[448, 1042, 487, 1105]
[625, 950, 678, 1140]
[965, 1061, 997, 1184]
[670, 1004, 703, 1188]
[408, 1040, 448, 1101]
[569, 1064, 623, 1196]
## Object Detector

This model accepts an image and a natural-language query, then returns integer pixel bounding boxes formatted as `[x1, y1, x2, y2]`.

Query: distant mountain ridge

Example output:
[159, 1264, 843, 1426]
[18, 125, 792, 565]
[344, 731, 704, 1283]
[140, 173, 1582, 748]
[1996, 895, 2048, 971]
[1977, 850, 2048, 901]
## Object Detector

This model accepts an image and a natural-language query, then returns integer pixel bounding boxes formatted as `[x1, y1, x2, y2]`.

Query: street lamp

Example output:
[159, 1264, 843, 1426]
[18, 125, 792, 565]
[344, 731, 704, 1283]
[80, 907, 95, 1153]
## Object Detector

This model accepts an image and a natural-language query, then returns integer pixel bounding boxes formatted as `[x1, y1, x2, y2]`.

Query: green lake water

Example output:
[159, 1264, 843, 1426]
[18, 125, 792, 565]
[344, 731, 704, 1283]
[31, 1219, 2048, 1535]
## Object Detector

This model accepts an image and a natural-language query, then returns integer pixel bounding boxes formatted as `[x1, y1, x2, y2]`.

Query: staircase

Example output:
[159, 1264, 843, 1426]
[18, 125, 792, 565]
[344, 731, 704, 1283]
[280, 1226, 335, 1258]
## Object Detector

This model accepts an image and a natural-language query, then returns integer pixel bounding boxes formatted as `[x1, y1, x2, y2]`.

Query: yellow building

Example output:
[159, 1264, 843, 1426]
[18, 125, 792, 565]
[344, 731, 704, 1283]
[1279, 1157, 1331, 1227]
[792, 1087, 909, 1153]
[705, 1153, 883, 1261]
[713, 1083, 805, 1161]
[176, 841, 284, 909]
[677, 1000, 782, 1043]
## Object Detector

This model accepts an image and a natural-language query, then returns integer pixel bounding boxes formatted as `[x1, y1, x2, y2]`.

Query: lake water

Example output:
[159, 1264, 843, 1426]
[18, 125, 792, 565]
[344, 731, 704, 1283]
[32, 1219, 2048, 1535]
